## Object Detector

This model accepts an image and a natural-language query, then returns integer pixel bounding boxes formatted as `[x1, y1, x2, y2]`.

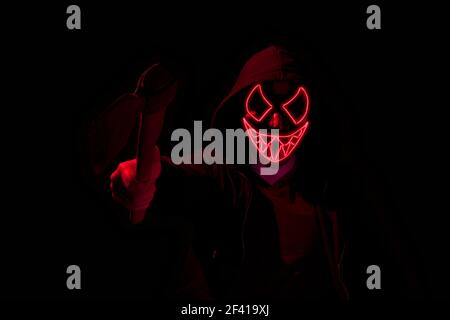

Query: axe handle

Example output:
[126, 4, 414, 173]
[130, 108, 166, 224]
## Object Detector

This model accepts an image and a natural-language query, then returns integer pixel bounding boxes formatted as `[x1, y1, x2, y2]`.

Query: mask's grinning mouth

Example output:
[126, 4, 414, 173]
[242, 117, 309, 163]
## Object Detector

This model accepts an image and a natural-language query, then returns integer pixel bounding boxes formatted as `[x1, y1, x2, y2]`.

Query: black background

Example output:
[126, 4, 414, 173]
[3, 1, 448, 300]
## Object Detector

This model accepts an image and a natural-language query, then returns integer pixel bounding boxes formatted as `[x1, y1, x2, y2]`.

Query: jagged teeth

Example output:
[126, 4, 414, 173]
[244, 119, 307, 162]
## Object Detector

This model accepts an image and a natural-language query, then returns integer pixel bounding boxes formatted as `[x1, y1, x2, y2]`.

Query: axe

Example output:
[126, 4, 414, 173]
[130, 64, 177, 223]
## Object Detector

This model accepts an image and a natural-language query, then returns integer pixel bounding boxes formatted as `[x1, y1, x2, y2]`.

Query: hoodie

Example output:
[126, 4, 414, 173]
[150, 45, 350, 300]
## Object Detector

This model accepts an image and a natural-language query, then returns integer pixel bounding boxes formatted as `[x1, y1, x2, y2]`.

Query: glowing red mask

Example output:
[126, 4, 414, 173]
[242, 83, 310, 163]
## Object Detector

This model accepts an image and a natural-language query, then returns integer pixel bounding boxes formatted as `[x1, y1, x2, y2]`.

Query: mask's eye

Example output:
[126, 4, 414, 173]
[245, 84, 273, 122]
[281, 86, 310, 125]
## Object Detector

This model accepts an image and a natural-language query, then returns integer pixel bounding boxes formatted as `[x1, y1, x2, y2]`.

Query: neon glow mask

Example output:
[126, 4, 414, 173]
[242, 83, 310, 163]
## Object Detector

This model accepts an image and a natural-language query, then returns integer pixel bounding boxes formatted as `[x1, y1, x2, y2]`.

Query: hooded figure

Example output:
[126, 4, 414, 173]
[90, 45, 422, 300]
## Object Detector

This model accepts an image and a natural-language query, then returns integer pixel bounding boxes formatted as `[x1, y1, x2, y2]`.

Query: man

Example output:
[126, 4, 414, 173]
[90, 45, 421, 300]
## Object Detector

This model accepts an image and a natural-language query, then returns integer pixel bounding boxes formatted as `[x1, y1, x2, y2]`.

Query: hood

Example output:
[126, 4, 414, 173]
[210, 45, 331, 203]
[211, 45, 310, 128]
